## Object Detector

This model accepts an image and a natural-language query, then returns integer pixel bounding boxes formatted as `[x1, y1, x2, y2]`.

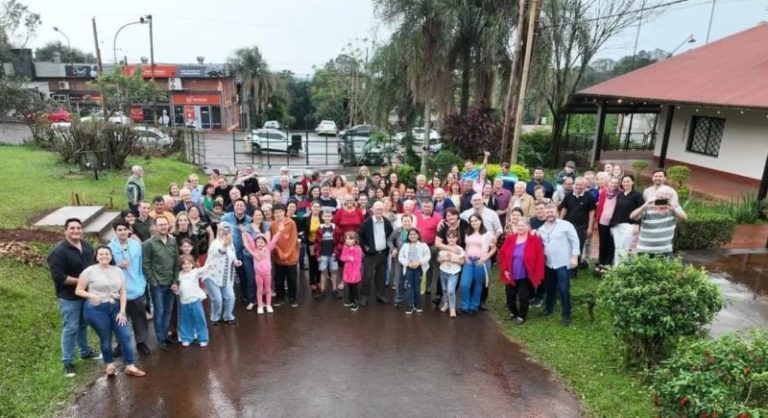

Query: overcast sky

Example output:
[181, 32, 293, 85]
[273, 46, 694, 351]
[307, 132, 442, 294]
[24, 0, 768, 75]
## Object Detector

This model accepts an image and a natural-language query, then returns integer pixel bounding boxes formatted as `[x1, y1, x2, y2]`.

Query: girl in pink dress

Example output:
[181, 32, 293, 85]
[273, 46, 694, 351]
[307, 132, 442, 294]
[338, 231, 363, 312]
[243, 222, 284, 314]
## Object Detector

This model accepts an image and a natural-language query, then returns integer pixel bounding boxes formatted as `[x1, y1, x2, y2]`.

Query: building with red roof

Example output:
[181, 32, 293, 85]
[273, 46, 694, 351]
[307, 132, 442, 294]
[569, 23, 768, 200]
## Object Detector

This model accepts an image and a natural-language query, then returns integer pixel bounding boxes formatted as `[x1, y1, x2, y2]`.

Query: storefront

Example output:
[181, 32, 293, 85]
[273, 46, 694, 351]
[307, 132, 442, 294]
[171, 94, 223, 129]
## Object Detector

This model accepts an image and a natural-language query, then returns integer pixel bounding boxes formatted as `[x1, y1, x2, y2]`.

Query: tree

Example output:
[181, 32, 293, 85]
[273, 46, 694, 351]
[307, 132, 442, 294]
[310, 60, 351, 129]
[87, 67, 165, 116]
[535, 0, 648, 166]
[227, 46, 274, 130]
[285, 77, 315, 130]
[0, 0, 41, 116]
[35, 40, 95, 63]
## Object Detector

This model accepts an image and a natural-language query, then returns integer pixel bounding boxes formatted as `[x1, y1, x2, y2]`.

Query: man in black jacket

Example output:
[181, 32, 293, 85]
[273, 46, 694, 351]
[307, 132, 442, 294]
[358, 201, 393, 307]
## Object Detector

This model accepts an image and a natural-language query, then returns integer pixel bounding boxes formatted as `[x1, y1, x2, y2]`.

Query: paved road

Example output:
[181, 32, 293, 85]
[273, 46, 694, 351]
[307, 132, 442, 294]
[67, 280, 582, 417]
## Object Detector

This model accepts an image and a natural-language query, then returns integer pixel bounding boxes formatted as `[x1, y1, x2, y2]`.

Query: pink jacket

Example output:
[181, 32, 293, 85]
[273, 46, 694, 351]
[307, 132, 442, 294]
[243, 233, 280, 274]
[339, 245, 363, 284]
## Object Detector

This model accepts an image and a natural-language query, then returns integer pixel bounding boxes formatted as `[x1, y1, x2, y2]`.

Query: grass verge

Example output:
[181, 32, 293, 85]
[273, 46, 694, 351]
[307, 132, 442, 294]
[487, 268, 656, 417]
[0, 145, 204, 229]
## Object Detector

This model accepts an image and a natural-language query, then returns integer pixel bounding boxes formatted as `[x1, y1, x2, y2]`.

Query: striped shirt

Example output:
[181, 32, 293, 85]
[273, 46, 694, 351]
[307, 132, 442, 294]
[637, 209, 677, 254]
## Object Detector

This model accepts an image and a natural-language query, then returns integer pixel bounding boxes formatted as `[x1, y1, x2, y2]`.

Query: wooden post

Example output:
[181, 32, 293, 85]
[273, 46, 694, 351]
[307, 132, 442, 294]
[590, 101, 607, 167]
[500, 0, 527, 158]
[658, 105, 675, 168]
[758, 150, 768, 201]
[92, 17, 108, 117]
[509, 0, 540, 164]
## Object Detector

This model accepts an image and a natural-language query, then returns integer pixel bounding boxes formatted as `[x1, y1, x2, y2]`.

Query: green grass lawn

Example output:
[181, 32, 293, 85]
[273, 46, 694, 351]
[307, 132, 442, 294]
[0, 145, 204, 229]
[487, 270, 656, 417]
[0, 145, 203, 416]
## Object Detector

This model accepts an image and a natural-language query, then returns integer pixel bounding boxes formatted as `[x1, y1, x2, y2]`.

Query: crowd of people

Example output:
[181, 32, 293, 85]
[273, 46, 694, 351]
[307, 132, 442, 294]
[48, 153, 687, 378]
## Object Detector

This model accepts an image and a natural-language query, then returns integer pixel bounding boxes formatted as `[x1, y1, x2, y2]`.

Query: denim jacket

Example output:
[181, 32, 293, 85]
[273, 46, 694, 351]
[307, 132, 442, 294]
[108, 237, 146, 300]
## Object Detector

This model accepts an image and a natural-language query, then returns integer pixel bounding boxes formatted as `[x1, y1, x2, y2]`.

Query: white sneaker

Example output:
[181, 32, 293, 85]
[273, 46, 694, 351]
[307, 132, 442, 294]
[266, 305, 274, 313]
[246, 303, 254, 311]
[257, 306, 264, 314]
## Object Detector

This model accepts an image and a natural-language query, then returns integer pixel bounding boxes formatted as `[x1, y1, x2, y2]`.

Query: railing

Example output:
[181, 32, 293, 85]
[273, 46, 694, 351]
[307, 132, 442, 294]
[559, 131, 655, 166]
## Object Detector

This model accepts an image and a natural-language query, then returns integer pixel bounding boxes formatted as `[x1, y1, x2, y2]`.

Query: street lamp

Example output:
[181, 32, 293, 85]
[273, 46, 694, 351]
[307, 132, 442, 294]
[53, 26, 74, 110]
[113, 17, 147, 64]
[669, 34, 696, 57]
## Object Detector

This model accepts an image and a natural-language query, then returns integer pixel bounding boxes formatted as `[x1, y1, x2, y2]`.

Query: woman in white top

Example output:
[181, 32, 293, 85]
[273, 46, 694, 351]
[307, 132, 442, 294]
[398, 229, 432, 315]
[203, 224, 241, 325]
[76, 246, 145, 377]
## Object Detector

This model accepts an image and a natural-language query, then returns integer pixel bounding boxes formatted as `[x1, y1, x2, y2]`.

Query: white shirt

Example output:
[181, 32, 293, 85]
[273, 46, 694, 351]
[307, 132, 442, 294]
[178, 268, 208, 304]
[460, 207, 502, 236]
[372, 217, 387, 251]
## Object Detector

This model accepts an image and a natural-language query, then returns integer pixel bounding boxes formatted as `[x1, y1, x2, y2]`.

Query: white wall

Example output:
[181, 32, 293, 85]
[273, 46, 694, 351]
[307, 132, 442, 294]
[654, 105, 767, 180]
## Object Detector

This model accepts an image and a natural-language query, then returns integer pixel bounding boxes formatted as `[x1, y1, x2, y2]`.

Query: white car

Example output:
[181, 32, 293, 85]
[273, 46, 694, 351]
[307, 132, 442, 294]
[81, 110, 132, 124]
[263, 120, 281, 129]
[393, 128, 440, 144]
[133, 126, 172, 147]
[315, 120, 338, 136]
[246, 128, 298, 154]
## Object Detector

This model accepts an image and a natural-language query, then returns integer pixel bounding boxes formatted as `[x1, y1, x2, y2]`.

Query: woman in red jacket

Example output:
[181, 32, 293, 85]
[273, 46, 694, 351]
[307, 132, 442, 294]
[498, 217, 544, 324]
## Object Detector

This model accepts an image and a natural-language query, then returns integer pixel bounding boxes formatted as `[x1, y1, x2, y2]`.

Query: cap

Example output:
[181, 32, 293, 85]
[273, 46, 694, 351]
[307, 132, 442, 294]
[565, 161, 576, 169]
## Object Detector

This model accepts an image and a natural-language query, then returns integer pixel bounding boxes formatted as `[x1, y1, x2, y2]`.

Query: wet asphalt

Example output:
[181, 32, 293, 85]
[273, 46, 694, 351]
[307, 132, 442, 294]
[66, 276, 582, 418]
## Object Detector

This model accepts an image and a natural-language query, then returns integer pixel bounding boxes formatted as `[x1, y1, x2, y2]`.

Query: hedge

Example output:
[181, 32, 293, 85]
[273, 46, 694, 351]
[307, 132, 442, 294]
[674, 213, 736, 250]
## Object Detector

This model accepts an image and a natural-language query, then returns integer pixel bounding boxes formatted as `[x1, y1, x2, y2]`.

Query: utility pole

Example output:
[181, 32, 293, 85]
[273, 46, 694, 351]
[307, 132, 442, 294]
[705, 0, 717, 44]
[92, 17, 108, 117]
[500, 0, 528, 159]
[509, 0, 539, 164]
[147, 15, 157, 123]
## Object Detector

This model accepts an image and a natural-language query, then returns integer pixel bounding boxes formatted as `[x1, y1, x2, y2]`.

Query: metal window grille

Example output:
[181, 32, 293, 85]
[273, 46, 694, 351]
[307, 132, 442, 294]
[687, 116, 724, 157]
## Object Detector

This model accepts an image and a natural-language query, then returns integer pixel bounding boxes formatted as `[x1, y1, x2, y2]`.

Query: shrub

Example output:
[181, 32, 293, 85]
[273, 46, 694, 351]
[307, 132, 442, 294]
[518, 129, 552, 168]
[441, 99, 502, 158]
[674, 213, 736, 250]
[632, 160, 649, 176]
[597, 256, 723, 367]
[51, 121, 139, 170]
[427, 149, 464, 179]
[667, 165, 691, 201]
[394, 164, 417, 187]
[650, 331, 768, 417]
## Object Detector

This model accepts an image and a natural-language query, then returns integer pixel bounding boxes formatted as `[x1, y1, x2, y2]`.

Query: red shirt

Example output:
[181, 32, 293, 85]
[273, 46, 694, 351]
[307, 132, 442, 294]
[415, 211, 441, 245]
[333, 207, 365, 236]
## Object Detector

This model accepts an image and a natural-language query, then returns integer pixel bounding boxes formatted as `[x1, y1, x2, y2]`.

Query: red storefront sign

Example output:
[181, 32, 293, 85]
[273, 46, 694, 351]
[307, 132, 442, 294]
[130, 106, 144, 122]
[122, 65, 178, 78]
[172, 94, 221, 105]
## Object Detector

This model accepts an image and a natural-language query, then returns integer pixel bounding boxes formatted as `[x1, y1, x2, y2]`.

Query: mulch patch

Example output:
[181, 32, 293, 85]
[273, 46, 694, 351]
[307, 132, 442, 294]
[0, 228, 60, 244]
[0, 241, 47, 266]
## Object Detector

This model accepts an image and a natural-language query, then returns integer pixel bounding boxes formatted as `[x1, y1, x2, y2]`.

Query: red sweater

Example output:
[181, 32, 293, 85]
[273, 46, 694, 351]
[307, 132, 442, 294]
[333, 208, 365, 236]
[497, 233, 545, 288]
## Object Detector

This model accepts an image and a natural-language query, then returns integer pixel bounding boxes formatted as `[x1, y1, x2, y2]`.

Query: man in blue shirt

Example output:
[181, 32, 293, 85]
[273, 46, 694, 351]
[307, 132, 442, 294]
[537, 204, 580, 326]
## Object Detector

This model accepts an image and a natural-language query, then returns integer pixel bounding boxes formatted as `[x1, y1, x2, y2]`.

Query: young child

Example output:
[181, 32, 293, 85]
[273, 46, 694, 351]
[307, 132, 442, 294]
[437, 231, 466, 318]
[314, 209, 342, 300]
[338, 231, 363, 311]
[397, 229, 431, 315]
[243, 222, 284, 314]
[176, 255, 209, 348]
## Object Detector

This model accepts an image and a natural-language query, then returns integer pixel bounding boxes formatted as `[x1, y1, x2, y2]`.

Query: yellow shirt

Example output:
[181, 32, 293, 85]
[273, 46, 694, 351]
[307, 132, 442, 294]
[308, 215, 321, 243]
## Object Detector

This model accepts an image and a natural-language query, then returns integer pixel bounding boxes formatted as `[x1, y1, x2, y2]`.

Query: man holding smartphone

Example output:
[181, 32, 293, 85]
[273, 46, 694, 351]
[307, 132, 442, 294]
[630, 191, 688, 257]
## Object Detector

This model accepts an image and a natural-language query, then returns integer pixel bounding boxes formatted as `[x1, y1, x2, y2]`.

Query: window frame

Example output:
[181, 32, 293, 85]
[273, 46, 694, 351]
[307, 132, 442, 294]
[686, 115, 725, 157]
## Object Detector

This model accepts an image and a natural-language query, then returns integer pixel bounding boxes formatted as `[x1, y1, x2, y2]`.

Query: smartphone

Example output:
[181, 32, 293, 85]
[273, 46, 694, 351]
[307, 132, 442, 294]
[654, 199, 669, 205]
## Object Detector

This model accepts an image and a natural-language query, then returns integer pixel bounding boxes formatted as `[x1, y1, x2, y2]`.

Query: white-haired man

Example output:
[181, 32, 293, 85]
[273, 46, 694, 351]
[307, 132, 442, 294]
[126, 165, 145, 215]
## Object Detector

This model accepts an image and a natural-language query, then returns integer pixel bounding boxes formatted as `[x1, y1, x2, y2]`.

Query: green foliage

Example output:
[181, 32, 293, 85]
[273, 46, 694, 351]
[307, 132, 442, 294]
[427, 149, 463, 179]
[394, 164, 417, 187]
[631, 160, 649, 175]
[87, 67, 165, 115]
[674, 213, 736, 250]
[597, 256, 723, 367]
[666, 165, 691, 189]
[34, 40, 95, 63]
[650, 331, 768, 417]
[518, 129, 552, 168]
[442, 100, 503, 158]
[507, 164, 531, 181]
[41, 121, 139, 170]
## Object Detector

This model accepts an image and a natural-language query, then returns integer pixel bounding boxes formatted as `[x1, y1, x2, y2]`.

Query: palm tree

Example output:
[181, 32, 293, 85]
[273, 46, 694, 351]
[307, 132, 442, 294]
[227, 46, 274, 130]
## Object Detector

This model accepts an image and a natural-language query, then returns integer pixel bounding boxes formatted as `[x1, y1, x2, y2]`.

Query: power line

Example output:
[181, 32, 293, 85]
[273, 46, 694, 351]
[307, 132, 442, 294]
[540, 0, 696, 29]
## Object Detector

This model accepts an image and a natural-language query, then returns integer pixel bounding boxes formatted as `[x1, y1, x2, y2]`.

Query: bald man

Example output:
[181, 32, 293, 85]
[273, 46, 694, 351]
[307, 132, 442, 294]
[358, 202, 393, 307]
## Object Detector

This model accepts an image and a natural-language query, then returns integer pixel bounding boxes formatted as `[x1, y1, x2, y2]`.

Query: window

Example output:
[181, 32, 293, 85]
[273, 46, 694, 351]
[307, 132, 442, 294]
[687, 116, 725, 157]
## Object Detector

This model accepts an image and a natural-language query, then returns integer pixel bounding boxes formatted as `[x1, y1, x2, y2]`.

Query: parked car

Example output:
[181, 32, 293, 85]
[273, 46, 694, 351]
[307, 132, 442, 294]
[47, 107, 71, 123]
[263, 120, 281, 129]
[80, 110, 131, 124]
[133, 126, 172, 147]
[393, 127, 440, 144]
[246, 128, 300, 155]
[338, 124, 386, 165]
[315, 120, 338, 136]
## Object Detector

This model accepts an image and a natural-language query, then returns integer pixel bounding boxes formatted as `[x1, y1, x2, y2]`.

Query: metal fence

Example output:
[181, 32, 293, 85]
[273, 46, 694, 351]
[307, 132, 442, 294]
[181, 128, 206, 167]
[559, 131, 656, 165]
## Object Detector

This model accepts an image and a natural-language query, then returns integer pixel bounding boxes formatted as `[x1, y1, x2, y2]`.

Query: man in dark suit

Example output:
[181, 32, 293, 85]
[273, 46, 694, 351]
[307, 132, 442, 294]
[173, 188, 204, 215]
[358, 201, 393, 307]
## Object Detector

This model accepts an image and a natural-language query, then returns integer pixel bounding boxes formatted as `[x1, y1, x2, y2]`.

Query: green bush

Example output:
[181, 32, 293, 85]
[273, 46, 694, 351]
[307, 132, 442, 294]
[395, 164, 417, 187]
[597, 256, 723, 367]
[674, 213, 736, 250]
[632, 160, 649, 176]
[427, 149, 464, 179]
[650, 331, 768, 417]
[519, 129, 552, 168]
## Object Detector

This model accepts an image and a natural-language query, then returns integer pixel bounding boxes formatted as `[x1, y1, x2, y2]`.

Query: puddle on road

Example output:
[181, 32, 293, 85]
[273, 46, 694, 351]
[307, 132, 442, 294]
[690, 253, 768, 337]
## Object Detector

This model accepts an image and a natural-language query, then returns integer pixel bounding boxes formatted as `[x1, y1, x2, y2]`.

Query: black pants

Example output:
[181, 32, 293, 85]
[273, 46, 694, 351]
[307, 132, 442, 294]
[505, 279, 532, 319]
[274, 264, 298, 302]
[347, 283, 359, 305]
[307, 253, 320, 286]
[574, 224, 587, 257]
[126, 294, 149, 345]
[598, 224, 615, 267]
[362, 251, 388, 302]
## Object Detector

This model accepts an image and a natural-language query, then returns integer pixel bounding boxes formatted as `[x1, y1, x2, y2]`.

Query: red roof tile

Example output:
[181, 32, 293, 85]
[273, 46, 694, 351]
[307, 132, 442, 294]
[578, 23, 768, 109]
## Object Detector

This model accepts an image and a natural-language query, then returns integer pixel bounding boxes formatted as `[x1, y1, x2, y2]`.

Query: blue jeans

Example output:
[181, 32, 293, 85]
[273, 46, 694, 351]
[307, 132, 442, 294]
[57, 298, 92, 365]
[150, 285, 175, 343]
[440, 271, 460, 310]
[179, 300, 209, 344]
[404, 267, 422, 309]
[391, 259, 405, 303]
[460, 257, 488, 312]
[545, 266, 571, 320]
[83, 302, 134, 364]
[204, 279, 235, 321]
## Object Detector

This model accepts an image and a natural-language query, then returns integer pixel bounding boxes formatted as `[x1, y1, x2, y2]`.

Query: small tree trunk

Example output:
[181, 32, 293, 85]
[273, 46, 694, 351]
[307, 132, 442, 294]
[421, 99, 430, 174]
[459, 46, 471, 116]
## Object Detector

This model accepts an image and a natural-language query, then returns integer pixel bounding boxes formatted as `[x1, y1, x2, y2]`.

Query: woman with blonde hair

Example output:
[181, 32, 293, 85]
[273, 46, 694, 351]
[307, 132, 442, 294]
[203, 224, 241, 325]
